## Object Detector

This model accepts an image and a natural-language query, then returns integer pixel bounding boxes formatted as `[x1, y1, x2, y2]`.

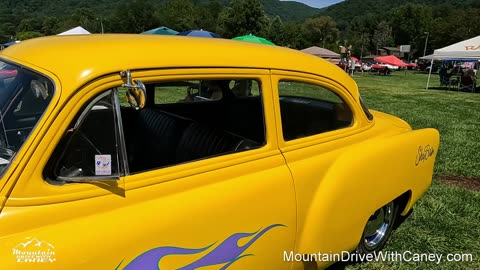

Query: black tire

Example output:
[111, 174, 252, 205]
[355, 201, 399, 255]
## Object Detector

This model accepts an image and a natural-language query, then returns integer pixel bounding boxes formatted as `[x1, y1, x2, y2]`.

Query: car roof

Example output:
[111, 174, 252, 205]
[0, 34, 358, 100]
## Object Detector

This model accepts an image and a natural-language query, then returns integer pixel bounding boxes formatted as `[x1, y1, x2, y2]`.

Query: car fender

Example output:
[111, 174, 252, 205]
[295, 128, 440, 255]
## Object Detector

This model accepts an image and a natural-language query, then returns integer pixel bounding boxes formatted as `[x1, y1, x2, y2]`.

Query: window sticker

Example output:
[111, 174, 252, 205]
[95, 155, 111, 175]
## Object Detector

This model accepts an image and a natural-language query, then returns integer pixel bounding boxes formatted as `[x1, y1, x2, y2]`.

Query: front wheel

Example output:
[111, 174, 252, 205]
[356, 201, 399, 254]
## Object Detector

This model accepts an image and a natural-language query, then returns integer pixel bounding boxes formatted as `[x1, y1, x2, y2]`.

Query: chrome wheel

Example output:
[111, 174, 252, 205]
[362, 201, 395, 251]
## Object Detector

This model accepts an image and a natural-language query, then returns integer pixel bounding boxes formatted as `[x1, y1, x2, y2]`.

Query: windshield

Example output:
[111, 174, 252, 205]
[0, 59, 54, 176]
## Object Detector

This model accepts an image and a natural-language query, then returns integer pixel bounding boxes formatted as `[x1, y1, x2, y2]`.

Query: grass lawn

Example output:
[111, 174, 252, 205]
[343, 71, 480, 270]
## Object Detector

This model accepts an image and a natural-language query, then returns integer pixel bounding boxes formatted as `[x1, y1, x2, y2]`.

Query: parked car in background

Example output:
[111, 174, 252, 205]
[418, 60, 441, 73]
[370, 63, 391, 75]
[0, 35, 439, 269]
[361, 62, 372, 71]
[380, 63, 399, 71]
[337, 60, 348, 71]
[405, 63, 418, 70]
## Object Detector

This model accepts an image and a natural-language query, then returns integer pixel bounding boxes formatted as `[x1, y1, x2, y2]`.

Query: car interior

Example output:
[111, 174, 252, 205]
[120, 79, 266, 173]
[279, 96, 352, 141]
[46, 77, 353, 180]
[0, 64, 54, 153]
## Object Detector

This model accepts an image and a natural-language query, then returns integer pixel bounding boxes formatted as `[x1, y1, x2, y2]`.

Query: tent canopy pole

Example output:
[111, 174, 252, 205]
[426, 59, 434, 90]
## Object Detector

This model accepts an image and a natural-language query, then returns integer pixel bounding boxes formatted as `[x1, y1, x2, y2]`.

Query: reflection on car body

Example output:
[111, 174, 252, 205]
[0, 35, 439, 270]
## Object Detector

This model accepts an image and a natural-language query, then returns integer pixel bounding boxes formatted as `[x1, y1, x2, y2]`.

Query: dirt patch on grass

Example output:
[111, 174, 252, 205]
[437, 175, 480, 191]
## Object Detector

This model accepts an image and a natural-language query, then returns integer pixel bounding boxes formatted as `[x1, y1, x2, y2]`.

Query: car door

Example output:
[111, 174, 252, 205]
[0, 69, 296, 270]
[270, 71, 371, 264]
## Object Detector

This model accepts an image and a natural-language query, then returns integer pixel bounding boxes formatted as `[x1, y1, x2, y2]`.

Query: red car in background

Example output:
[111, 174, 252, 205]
[405, 63, 418, 70]
[0, 69, 17, 79]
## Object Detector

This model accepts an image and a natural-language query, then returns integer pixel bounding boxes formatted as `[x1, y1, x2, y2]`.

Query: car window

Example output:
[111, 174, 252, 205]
[46, 90, 120, 181]
[229, 79, 261, 97]
[0, 59, 54, 177]
[120, 78, 265, 174]
[153, 79, 261, 105]
[278, 80, 353, 141]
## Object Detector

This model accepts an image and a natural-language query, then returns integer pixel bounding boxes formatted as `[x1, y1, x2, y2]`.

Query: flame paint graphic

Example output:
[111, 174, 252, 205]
[119, 224, 285, 269]
[121, 246, 213, 270]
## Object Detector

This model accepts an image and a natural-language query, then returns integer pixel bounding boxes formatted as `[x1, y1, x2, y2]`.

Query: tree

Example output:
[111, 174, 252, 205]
[16, 31, 44, 41]
[195, 0, 223, 32]
[158, 0, 197, 32]
[348, 32, 370, 58]
[372, 21, 394, 53]
[302, 16, 339, 49]
[0, 9, 17, 43]
[110, 0, 158, 33]
[266, 16, 285, 46]
[389, 4, 433, 56]
[283, 22, 308, 49]
[72, 8, 97, 32]
[217, 0, 269, 38]
[346, 17, 373, 58]
[16, 18, 43, 33]
[430, 9, 480, 53]
[42, 17, 60, 36]
[56, 8, 98, 34]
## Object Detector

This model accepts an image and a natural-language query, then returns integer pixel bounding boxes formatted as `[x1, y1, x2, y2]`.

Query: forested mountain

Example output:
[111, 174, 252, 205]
[313, 0, 480, 57]
[0, 0, 319, 23]
[261, 0, 320, 21]
[319, 0, 480, 28]
[1, 0, 479, 59]
[0, 0, 321, 43]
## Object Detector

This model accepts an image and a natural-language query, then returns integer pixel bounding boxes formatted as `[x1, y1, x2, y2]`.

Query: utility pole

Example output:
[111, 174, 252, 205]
[97, 17, 104, 34]
[423, 32, 429, 56]
[360, 33, 365, 61]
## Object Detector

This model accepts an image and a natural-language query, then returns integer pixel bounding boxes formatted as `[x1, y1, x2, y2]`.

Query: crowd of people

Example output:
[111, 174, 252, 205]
[439, 64, 478, 91]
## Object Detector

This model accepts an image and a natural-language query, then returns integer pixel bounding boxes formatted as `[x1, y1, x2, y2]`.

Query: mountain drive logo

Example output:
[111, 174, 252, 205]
[12, 238, 56, 263]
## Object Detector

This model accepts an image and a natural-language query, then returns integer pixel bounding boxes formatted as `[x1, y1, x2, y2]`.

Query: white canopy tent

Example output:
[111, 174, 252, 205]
[419, 54, 434, 60]
[433, 35, 480, 59]
[425, 35, 480, 89]
[58, 26, 91, 35]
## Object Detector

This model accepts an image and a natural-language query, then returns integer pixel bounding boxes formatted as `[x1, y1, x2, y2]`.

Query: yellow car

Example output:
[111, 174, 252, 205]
[0, 35, 439, 270]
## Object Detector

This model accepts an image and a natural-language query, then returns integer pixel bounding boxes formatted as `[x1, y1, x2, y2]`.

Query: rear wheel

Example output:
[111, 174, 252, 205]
[356, 201, 399, 254]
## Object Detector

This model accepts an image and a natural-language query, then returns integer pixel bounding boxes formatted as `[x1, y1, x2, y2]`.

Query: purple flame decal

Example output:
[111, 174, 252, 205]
[119, 224, 285, 269]
[220, 254, 253, 270]
[122, 245, 212, 270]
[178, 224, 284, 269]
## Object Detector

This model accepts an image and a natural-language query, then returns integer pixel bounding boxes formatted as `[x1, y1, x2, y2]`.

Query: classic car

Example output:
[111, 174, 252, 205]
[0, 34, 439, 270]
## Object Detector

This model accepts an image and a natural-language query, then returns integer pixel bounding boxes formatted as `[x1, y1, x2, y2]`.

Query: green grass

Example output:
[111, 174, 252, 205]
[355, 71, 480, 177]
[345, 182, 480, 270]
[344, 71, 480, 270]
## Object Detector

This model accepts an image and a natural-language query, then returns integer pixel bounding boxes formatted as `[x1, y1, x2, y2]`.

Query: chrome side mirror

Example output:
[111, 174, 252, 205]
[120, 70, 146, 110]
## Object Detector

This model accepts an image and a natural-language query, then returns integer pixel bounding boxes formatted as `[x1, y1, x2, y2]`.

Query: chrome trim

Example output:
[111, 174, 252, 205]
[74, 90, 112, 130]
[113, 88, 130, 176]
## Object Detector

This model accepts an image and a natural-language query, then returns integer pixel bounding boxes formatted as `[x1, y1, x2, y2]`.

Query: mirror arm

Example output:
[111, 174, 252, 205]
[119, 70, 146, 110]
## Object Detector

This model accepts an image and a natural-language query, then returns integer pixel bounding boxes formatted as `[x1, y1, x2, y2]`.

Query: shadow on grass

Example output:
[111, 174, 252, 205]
[302, 261, 348, 270]
[437, 175, 480, 191]
[325, 261, 349, 269]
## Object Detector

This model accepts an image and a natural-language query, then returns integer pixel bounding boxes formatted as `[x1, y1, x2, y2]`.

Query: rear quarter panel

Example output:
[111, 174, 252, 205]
[267, 69, 439, 268]
[293, 125, 439, 266]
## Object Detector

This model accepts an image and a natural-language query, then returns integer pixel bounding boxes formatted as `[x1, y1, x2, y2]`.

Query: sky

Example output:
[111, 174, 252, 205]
[279, 0, 344, 8]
